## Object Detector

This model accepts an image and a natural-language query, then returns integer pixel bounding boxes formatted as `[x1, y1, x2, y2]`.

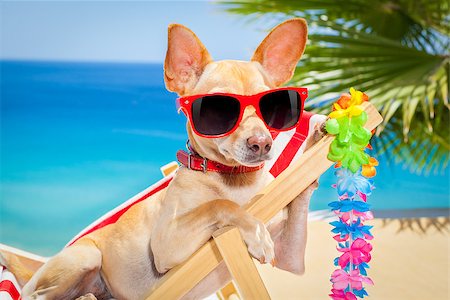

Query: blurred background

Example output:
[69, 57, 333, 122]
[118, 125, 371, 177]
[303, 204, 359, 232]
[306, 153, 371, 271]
[1, 0, 449, 257]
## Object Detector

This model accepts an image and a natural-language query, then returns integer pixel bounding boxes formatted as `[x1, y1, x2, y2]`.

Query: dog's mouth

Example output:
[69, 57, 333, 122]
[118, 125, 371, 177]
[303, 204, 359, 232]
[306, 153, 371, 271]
[221, 148, 272, 167]
[242, 155, 271, 166]
[241, 160, 266, 167]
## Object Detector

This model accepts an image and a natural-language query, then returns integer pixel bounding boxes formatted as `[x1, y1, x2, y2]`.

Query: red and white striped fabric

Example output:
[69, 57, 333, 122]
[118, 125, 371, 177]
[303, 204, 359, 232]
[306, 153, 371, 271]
[267, 111, 326, 178]
[67, 111, 326, 246]
[0, 266, 21, 300]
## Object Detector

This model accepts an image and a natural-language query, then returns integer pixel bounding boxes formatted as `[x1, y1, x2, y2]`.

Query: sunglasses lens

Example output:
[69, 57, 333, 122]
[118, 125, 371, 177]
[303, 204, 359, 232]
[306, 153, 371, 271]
[191, 95, 240, 136]
[259, 90, 302, 130]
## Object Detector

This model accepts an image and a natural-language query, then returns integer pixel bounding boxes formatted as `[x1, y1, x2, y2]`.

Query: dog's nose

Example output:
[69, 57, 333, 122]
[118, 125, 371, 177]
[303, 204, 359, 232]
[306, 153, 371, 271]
[247, 135, 272, 156]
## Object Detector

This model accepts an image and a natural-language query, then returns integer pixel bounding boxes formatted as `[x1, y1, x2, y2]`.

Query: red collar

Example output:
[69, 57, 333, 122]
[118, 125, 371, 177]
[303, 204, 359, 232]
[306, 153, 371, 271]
[176, 149, 264, 174]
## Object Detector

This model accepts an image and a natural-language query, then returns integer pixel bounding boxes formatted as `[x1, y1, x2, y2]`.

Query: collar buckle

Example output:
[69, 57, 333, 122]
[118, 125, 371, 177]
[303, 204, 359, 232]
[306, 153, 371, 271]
[187, 152, 193, 170]
[200, 157, 208, 173]
[186, 153, 207, 173]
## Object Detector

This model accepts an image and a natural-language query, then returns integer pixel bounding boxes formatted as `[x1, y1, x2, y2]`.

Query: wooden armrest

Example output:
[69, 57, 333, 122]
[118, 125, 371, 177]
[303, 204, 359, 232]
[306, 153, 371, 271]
[245, 102, 382, 223]
[213, 226, 270, 299]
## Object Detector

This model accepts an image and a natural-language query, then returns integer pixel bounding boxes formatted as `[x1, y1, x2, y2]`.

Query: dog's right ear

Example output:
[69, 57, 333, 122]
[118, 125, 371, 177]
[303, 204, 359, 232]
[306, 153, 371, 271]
[164, 24, 212, 95]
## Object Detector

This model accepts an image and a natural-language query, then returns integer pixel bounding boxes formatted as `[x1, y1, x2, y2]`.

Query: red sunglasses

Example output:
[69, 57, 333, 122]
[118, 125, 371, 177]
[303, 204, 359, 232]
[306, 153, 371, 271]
[176, 87, 308, 138]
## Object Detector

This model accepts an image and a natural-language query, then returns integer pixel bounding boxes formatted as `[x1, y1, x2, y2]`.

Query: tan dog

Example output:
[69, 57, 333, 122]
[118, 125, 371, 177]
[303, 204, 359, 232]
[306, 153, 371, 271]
[4, 18, 323, 300]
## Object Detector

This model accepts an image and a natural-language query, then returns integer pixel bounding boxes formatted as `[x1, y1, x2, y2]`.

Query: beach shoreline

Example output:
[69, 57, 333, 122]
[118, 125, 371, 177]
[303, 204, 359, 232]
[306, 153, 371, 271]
[308, 207, 450, 221]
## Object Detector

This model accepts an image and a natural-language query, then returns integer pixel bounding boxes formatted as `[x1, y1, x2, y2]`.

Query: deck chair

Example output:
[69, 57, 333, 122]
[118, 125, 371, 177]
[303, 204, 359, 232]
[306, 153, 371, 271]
[0, 103, 382, 300]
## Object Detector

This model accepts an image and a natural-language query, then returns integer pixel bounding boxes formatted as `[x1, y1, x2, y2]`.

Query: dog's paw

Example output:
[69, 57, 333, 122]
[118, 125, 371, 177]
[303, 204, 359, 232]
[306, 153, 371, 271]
[240, 220, 275, 265]
[307, 179, 319, 192]
[304, 120, 327, 151]
[312, 121, 327, 142]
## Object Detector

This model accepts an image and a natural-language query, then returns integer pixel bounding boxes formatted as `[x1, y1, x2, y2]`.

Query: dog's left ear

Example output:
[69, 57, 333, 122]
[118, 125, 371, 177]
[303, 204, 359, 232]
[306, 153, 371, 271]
[252, 18, 307, 86]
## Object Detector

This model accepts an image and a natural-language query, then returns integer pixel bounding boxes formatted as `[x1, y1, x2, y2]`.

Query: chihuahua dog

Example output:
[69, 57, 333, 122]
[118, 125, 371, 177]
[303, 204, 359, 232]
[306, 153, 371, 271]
[6, 18, 324, 300]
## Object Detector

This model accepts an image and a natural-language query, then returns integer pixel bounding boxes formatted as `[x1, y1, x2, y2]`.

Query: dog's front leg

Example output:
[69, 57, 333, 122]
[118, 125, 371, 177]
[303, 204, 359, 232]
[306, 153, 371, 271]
[272, 181, 317, 274]
[151, 199, 274, 274]
[270, 120, 326, 274]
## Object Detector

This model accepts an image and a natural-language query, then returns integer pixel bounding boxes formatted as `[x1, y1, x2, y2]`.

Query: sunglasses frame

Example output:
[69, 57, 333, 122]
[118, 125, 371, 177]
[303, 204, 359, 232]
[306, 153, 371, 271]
[176, 87, 308, 138]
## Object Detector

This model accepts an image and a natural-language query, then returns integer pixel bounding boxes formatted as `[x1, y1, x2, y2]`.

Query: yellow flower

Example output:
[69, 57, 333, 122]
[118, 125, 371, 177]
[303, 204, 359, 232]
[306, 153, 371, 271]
[328, 88, 368, 119]
[350, 87, 363, 105]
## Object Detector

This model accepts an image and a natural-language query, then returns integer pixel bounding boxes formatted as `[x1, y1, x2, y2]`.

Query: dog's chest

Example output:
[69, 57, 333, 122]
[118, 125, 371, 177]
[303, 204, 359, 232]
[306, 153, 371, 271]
[224, 186, 257, 206]
[219, 173, 271, 206]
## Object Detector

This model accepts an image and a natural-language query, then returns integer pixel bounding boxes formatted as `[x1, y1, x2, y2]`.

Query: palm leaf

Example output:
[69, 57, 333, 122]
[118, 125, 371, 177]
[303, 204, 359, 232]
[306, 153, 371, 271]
[295, 23, 448, 173]
[220, 0, 449, 174]
[221, 0, 450, 38]
[373, 103, 449, 174]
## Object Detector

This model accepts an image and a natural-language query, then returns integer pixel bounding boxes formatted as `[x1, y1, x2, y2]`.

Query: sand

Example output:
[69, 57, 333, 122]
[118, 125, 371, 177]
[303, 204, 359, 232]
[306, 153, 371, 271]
[255, 217, 449, 300]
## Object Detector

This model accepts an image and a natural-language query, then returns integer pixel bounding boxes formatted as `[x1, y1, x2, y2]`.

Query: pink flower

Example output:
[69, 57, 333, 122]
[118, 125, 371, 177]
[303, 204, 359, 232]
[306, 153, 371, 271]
[356, 191, 367, 202]
[331, 269, 374, 290]
[337, 238, 372, 268]
[333, 234, 349, 242]
[338, 211, 374, 223]
[329, 289, 357, 300]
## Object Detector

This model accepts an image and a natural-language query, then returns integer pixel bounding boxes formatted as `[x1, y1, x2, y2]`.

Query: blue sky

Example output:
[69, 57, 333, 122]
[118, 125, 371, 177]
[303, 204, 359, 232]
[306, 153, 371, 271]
[1, 1, 275, 62]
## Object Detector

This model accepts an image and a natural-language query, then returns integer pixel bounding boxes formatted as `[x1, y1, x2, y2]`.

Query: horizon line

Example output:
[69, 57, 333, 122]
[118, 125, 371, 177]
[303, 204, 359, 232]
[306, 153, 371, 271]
[0, 58, 166, 65]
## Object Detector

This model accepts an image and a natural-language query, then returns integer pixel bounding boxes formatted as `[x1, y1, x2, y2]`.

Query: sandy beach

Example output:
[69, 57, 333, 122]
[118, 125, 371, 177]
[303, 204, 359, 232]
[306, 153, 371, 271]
[255, 217, 449, 300]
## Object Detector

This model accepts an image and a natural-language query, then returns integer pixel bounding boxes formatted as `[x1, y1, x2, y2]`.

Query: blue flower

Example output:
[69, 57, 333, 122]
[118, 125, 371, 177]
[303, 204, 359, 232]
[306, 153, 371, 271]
[335, 169, 373, 198]
[333, 257, 339, 267]
[328, 200, 370, 212]
[330, 218, 373, 240]
[358, 262, 370, 276]
[353, 287, 369, 298]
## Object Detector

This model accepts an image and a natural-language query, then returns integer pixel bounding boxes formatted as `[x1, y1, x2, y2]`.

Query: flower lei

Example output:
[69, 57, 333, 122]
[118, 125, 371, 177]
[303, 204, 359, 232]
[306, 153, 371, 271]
[326, 88, 378, 299]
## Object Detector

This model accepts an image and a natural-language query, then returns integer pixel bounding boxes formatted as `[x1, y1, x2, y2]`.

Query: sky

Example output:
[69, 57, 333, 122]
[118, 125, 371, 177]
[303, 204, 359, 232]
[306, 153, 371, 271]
[0, 1, 276, 63]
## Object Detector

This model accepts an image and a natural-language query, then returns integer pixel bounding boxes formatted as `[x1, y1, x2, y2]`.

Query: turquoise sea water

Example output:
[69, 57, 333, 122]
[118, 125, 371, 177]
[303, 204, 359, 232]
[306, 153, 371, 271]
[1, 61, 449, 256]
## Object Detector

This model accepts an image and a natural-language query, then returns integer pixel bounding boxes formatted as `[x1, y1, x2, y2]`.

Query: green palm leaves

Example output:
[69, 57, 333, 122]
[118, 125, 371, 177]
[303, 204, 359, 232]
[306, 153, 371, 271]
[222, 0, 449, 174]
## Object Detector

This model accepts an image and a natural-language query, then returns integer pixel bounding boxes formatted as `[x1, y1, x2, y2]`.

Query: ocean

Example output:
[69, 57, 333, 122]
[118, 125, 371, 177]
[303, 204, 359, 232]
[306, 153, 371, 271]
[1, 61, 449, 256]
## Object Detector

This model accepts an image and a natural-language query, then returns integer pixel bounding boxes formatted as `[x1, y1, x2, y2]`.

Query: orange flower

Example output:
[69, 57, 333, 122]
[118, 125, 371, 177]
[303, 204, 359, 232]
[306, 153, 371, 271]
[335, 94, 352, 109]
[361, 92, 369, 102]
[361, 157, 379, 178]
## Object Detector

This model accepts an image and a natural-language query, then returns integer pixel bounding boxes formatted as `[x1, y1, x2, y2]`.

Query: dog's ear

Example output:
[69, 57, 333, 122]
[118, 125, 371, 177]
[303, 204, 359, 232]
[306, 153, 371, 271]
[252, 18, 307, 86]
[164, 24, 212, 95]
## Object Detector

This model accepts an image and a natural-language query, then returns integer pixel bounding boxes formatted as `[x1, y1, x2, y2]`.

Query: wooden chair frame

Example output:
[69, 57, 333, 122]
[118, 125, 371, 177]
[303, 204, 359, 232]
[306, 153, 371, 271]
[145, 102, 382, 299]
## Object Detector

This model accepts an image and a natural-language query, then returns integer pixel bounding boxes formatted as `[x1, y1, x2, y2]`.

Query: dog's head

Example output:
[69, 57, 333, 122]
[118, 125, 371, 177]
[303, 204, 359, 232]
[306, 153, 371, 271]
[164, 19, 307, 167]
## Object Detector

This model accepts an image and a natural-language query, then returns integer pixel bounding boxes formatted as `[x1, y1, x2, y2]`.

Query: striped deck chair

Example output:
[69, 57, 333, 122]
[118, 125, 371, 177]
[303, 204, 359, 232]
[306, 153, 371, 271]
[1, 266, 20, 300]
[0, 102, 383, 300]
[0, 110, 325, 299]
[1, 102, 382, 299]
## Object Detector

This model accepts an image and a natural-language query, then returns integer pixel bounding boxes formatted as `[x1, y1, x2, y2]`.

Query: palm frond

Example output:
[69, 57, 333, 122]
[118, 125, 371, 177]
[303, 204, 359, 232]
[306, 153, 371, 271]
[294, 22, 449, 172]
[219, 0, 450, 173]
[373, 103, 449, 174]
[221, 0, 450, 38]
